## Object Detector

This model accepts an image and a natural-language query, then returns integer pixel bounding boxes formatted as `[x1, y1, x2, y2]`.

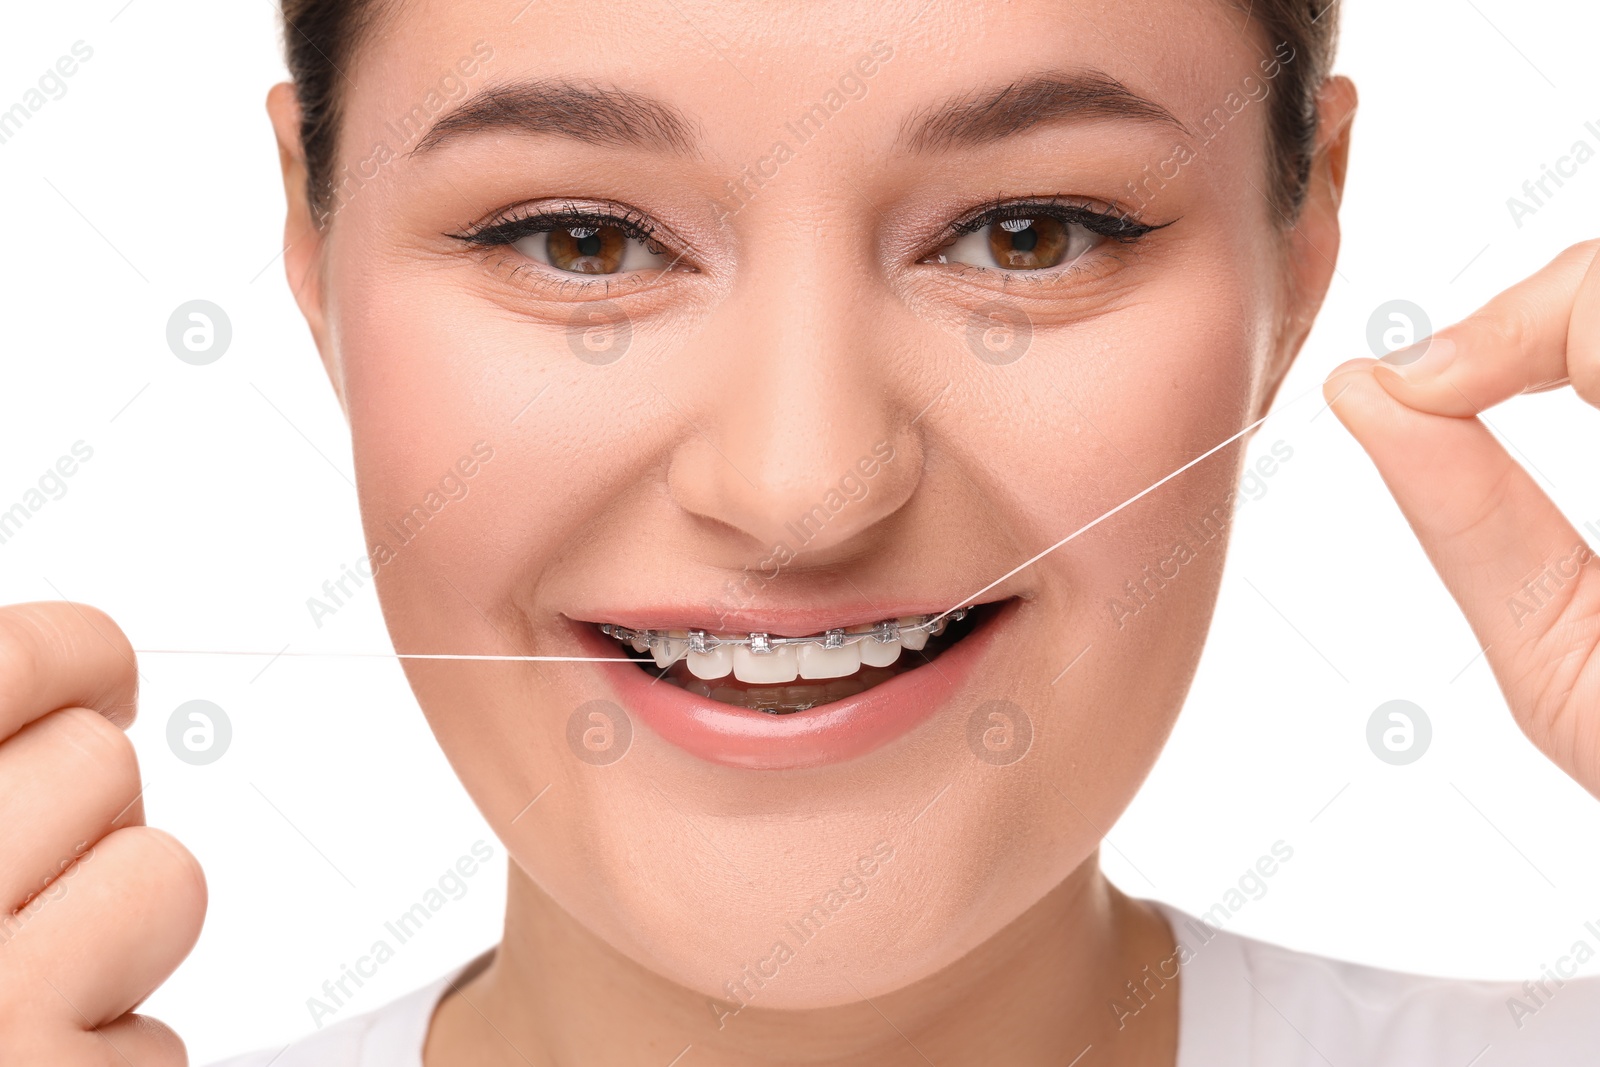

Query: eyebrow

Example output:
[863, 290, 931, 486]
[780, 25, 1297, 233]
[410, 71, 1185, 160]
[898, 72, 1190, 152]
[411, 80, 700, 156]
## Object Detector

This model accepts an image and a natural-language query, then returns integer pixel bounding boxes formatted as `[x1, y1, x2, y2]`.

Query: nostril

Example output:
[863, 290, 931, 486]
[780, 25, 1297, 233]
[665, 425, 919, 563]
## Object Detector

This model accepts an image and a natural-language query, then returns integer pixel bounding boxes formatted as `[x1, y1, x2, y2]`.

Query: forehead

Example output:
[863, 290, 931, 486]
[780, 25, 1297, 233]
[343, 0, 1267, 162]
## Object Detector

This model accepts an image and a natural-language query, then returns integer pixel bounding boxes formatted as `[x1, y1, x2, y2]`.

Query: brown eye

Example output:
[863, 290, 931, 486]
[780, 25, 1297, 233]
[547, 225, 627, 273]
[931, 213, 1100, 273]
[513, 223, 671, 276]
[986, 217, 1069, 269]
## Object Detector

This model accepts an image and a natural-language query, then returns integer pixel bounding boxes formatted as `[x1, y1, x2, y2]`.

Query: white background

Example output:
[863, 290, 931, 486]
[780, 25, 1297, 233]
[2, 1, 1599, 1061]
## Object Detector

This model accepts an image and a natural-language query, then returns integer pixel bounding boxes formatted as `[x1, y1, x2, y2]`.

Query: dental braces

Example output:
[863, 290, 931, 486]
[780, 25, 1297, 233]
[600, 607, 971, 655]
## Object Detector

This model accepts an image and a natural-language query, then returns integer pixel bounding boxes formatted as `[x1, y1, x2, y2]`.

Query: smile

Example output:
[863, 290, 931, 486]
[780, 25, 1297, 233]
[597, 607, 982, 714]
[569, 596, 1014, 768]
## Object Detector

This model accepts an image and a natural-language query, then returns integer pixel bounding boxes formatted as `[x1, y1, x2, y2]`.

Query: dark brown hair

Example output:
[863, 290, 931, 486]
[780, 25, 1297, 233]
[1225, 0, 1344, 222]
[279, 0, 1340, 228]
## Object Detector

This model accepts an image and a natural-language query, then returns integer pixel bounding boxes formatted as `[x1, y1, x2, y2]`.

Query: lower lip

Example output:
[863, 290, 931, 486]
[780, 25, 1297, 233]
[573, 605, 1010, 770]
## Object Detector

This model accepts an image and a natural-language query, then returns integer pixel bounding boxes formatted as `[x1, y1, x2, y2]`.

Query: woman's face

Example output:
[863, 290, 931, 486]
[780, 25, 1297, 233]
[274, 0, 1339, 1007]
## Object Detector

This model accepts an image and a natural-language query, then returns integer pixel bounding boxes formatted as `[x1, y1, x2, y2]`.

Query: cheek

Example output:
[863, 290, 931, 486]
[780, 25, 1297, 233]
[335, 252, 636, 628]
[960, 272, 1264, 615]
[947, 287, 1266, 828]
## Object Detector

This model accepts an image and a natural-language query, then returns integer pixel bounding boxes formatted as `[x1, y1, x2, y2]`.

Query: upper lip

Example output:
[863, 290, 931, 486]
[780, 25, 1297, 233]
[567, 598, 1006, 637]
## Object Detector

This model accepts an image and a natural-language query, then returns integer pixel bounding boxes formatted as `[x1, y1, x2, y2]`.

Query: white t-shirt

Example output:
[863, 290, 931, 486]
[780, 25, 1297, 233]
[210, 901, 1600, 1066]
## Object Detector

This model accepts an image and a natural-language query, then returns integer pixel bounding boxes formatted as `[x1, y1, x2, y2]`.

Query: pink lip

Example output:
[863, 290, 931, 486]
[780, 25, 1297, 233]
[569, 601, 1012, 770]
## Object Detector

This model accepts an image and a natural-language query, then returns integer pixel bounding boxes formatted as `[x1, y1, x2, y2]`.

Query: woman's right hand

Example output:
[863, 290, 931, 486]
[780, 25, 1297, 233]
[0, 602, 205, 1064]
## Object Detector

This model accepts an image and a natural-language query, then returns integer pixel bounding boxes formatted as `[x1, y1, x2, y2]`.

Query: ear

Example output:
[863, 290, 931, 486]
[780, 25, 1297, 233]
[265, 82, 347, 416]
[1257, 74, 1359, 416]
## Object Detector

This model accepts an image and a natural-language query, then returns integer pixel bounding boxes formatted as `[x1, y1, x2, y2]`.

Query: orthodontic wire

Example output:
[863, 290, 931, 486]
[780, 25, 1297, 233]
[133, 382, 1316, 664]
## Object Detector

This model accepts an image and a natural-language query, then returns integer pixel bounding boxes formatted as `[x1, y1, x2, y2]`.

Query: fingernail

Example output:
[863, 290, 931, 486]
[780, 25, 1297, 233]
[1378, 336, 1455, 378]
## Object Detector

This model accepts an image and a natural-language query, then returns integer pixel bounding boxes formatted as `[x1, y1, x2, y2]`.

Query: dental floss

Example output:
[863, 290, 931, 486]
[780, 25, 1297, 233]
[133, 381, 1322, 663]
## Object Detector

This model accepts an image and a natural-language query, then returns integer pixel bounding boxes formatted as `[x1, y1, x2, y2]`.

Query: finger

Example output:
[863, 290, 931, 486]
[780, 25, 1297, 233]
[1369, 239, 1600, 415]
[0, 602, 139, 742]
[64, 1015, 187, 1066]
[1322, 360, 1600, 785]
[0, 706, 145, 909]
[9, 826, 205, 1028]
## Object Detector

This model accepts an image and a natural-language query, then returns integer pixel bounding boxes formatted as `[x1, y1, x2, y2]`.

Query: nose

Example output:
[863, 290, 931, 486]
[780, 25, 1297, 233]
[663, 264, 921, 562]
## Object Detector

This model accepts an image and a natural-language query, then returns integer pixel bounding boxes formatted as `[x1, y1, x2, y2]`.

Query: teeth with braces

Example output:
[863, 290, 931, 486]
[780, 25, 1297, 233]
[599, 609, 971, 684]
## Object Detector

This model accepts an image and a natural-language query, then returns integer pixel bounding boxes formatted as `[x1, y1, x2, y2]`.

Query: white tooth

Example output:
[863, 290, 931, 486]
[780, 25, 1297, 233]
[687, 644, 734, 680]
[897, 618, 929, 651]
[630, 635, 649, 654]
[858, 635, 902, 667]
[796, 641, 861, 680]
[733, 643, 799, 684]
[651, 630, 689, 669]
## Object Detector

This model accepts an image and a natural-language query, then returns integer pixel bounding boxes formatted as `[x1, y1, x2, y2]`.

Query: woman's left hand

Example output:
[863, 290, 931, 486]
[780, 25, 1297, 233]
[1323, 239, 1600, 797]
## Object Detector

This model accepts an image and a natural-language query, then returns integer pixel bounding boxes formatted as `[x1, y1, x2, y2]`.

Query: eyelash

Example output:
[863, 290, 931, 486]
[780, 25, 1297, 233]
[945, 197, 1166, 247]
[452, 203, 672, 256]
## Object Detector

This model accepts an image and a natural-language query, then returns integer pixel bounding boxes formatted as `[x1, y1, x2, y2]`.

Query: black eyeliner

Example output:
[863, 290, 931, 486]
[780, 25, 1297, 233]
[451, 204, 663, 249]
[950, 197, 1173, 244]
